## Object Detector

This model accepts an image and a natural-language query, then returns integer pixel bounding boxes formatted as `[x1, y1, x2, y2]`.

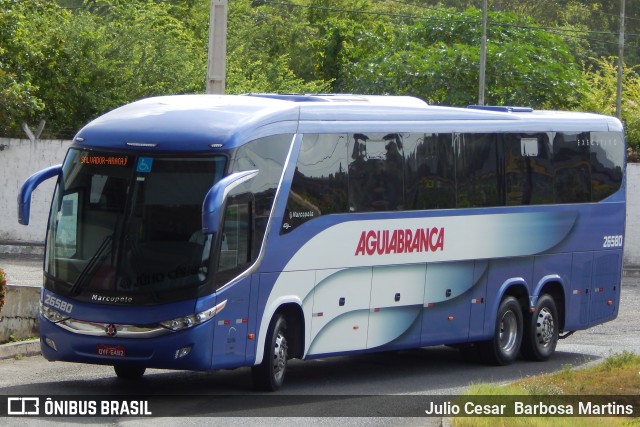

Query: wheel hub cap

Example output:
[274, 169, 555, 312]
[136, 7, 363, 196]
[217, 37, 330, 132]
[536, 307, 555, 347]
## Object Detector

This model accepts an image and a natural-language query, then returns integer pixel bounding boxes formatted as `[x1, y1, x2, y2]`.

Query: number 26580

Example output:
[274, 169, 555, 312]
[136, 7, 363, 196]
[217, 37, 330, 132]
[603, 235, 623, 248]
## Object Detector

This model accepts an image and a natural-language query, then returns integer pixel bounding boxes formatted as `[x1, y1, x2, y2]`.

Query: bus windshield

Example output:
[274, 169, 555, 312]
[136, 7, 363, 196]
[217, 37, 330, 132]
[45, 148, 226, 303]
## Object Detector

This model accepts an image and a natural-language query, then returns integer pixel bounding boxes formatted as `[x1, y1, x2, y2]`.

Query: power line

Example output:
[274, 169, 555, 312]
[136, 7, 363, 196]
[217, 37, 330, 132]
[262, 0, 639, 49]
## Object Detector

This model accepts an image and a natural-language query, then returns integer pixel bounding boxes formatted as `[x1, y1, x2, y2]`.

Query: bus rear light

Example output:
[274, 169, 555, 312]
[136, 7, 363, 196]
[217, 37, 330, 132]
[174, 346, 192, 359]
[607, 300, 613, 306]
[160, 300, 227, 332]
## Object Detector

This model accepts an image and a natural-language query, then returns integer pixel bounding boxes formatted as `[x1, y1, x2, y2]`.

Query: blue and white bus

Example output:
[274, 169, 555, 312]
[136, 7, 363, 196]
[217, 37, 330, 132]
[19, 94, 625, 390]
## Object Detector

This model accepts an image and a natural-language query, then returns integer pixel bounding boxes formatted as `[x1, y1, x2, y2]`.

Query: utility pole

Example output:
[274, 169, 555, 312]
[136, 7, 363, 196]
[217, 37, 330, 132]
[478, 0, 488, 106]
[206, 0, 228, 94]
[616, 0, 625, 119]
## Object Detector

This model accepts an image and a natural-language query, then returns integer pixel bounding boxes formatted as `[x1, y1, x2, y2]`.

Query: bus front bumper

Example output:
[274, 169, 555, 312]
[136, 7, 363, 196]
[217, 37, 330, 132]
[39, 314, 215, 371]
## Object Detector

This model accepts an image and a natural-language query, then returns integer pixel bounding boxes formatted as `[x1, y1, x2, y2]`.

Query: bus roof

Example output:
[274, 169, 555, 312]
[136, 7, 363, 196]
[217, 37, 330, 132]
[72, 94, 622, 152]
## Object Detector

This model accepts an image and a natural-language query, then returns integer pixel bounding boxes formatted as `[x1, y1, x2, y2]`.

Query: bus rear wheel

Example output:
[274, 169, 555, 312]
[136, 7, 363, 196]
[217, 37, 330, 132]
[252, 314, 288, 391]
[114, 365, 146, 380]
[481, 296, 523, 366]
[521, 294, 559, 361]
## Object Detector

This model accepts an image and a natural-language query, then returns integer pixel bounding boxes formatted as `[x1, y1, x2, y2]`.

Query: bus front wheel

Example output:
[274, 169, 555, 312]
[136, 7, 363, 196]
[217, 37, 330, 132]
[481, 296, 523, 366]
[252, 314, 289, 391]
[520, 294, 559, 361]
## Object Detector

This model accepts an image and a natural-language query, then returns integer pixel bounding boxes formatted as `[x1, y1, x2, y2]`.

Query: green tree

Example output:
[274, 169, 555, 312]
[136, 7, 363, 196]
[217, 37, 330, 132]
[413, 0, 640, 68]
[579, 57, 640, 154]
[340, 8, 582, 108]
[225, 0, 330, 94]
[0, 0, 50, 136]
[1, 0, 635, 141]
[0, 0, 206, 138]
[47, 0, 206, 136]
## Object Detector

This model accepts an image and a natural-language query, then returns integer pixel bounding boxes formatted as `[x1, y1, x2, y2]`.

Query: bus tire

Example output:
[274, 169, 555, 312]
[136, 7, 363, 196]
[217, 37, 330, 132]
[520, 294, 559, 361]
[252, 314, 289, 391]
[114, 365, 146, 380]
[481, 296, 523, 366]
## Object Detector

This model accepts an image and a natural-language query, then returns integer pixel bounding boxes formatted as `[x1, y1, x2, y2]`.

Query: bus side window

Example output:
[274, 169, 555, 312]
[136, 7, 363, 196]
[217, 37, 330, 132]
[55, 191, 79, 258]
[282, 134, 348, 233]
[456, 133, 501, 208]
[348, 133, 405, 212]
[214, 199, 252, 287]
[554, 132, 591, 203]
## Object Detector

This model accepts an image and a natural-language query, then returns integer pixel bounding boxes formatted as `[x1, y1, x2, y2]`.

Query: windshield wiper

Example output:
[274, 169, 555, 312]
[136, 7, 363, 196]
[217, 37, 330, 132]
[69, 235, 112, 296]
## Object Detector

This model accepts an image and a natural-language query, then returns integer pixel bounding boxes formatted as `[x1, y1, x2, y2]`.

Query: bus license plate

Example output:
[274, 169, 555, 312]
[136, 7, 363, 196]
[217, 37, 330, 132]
[97, 344, 126, 357]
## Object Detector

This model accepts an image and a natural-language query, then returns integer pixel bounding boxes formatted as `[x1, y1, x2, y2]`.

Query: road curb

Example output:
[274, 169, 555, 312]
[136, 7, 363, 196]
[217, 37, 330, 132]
[0, 339, 40, 360]
[623, 267, 640, 278]
[0, 242, 45, 256]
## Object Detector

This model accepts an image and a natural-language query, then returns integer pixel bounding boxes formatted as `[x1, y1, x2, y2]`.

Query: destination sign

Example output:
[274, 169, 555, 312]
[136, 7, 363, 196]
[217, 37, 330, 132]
[80, 155, 130, 166]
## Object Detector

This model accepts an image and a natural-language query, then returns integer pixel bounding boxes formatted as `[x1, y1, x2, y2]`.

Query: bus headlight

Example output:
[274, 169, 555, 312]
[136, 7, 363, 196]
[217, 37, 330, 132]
[160, 299, 227, 332]
[41, 304, 70, 323]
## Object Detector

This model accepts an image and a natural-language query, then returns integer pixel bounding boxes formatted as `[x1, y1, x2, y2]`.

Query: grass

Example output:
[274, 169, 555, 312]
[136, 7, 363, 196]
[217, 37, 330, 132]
[452, 351, 640, 427]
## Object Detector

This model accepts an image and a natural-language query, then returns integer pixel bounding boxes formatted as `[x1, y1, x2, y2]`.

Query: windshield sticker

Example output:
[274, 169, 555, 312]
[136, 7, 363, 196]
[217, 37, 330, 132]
[136, 157, 154, 173]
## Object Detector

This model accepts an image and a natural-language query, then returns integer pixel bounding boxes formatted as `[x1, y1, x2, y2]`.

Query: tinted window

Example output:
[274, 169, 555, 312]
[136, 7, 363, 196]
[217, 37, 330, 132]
[281, 128, 624, 236]
[348, 133, 405, 212]
[45, 149, 226, 302]
[283, 134, 348, 233]
[590, 131, 624, 201]
[553, 132, 591, 203]
[232, 134, 292, 250]
[504, 133, 554, 205]
[214, 198, 252, 288]
[456, 133, 501, 207]
[404, 133, 455, 210]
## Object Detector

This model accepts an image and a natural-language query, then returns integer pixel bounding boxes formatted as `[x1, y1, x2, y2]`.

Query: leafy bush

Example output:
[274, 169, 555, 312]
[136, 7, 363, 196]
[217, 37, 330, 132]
[0, 267, 6, 315]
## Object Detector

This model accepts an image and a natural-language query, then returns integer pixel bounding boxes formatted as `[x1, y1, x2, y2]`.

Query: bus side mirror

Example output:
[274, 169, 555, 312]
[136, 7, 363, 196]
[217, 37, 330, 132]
[202, 169, 258, 234]
[18, 164, 62, 226]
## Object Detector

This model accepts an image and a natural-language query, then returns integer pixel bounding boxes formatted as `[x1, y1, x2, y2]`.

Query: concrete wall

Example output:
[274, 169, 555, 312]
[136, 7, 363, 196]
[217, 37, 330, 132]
[1, 137, 640, 265]
[0, 285, 40, 342]
[625, 164, 640, 267]
[0, 138, 70, 245]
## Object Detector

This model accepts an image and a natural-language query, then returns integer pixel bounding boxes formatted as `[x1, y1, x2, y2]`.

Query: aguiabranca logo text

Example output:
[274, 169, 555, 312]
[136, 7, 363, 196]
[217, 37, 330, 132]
[354, 227, 445, 256]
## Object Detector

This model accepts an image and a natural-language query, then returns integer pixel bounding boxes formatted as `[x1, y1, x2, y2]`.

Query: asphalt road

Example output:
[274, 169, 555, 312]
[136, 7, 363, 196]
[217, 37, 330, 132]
[0, 253, 43, 287]
[0, 254, 639, 426]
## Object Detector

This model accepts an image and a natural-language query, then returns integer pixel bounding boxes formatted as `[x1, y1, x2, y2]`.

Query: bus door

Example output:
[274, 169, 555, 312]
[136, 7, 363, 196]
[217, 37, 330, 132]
[210, 196, 254, 368]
